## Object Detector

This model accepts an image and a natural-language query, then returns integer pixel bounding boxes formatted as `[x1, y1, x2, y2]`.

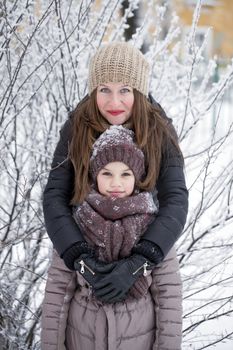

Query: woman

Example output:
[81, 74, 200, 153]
[43, 41, 188, 304]
[43, 43, 188, 269]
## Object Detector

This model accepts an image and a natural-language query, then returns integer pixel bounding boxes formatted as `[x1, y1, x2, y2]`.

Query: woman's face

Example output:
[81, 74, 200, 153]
[96, 82, 134, 125]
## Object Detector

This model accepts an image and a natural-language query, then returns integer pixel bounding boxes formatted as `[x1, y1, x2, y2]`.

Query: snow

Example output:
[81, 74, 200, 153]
[91, 125, 138, 160]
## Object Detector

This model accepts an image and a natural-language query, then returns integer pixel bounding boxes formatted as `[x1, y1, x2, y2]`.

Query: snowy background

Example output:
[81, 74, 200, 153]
[0, 0, 233, 349]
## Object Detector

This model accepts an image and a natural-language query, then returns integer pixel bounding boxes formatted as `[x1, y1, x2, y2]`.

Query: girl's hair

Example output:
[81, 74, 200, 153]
[69, 89, 182, 204]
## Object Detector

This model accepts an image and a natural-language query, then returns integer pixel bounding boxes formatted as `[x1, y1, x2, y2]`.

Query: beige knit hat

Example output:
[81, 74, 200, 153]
[90, 125, 145, 181]
[88, 42, 150, 96]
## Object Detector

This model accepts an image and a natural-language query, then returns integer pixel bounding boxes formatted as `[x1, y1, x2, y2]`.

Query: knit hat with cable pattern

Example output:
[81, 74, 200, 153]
[88, 42, 150, 96]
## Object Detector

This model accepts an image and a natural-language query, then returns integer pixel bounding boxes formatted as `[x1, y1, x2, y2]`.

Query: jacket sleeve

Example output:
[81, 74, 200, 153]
[43, 117, 85, 256]
[143, 97, 189, 257]
[41, 250, 77, 350]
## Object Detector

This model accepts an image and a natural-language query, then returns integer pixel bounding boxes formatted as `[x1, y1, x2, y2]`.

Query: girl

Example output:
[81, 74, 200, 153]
[41, 125, 183, 349]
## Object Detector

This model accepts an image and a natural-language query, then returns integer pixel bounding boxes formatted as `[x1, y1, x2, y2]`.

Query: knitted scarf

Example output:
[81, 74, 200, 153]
[73, 190, 158, 299]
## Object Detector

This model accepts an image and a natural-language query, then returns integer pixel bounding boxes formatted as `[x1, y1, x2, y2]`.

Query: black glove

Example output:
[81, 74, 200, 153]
[132, 239, 164, 265]
[62, 241, 95, 270]
[94, 254, 153, 303]
[74, 253, 117, 289]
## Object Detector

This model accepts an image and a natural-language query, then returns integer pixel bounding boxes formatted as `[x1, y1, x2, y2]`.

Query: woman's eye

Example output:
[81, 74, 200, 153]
[102, 172, 111, 176]
[99, 87, 110, 93]
[120, 88, 131, 94]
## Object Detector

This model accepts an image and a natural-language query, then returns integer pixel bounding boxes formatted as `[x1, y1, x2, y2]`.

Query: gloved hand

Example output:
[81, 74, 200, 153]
[94, 254, 153, 303]
[74, 253, 117, 289]
[132, 239, 164, 265]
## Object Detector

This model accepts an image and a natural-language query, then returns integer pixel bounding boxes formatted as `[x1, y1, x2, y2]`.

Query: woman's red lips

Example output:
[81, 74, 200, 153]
[107, 110, 124, 116]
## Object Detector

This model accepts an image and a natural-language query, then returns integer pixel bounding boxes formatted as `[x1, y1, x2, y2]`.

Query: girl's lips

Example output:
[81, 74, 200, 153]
[107, 110, 125, 116]
[108, 192, 124, 197]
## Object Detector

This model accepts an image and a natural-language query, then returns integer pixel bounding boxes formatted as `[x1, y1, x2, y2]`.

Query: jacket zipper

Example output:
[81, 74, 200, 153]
[132, 261, 149, 277]
[79, 260, 95, 275]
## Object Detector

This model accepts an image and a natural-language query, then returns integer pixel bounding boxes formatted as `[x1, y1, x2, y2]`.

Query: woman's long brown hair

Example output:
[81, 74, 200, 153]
[69, 89, 182, 204]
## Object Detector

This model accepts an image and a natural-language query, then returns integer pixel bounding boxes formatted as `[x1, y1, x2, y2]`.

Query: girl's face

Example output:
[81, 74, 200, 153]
[97, 162, 135, 198]
[96, 82, 134, 125]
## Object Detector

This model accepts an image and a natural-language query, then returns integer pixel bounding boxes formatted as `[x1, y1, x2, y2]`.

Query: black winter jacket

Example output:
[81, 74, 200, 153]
[43, 96, 188, 261]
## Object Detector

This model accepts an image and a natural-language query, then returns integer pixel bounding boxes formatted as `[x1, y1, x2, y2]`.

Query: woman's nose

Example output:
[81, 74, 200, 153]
[110, 92, 121, 106]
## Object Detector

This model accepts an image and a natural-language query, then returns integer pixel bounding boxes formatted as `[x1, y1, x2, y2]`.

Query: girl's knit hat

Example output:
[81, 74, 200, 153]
[88, 42, 150, 96]
[90, 125, 145, 181]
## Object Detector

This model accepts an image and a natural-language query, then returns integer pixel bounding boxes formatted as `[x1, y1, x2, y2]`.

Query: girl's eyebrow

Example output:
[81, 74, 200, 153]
[101, 167, 132, 171]
[122, 168, 132, 171]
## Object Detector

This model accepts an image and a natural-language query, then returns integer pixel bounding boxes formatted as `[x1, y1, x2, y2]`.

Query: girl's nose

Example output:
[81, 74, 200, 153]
[110, 176, 121, 187]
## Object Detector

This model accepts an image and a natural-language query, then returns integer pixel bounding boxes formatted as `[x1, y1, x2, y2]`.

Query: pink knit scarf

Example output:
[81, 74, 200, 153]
[73, 190, 158, 299]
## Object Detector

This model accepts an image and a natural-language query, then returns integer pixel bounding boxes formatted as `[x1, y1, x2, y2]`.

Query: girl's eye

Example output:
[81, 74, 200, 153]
[102, 171, 111, 176]
[122, 172, 132, 177]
